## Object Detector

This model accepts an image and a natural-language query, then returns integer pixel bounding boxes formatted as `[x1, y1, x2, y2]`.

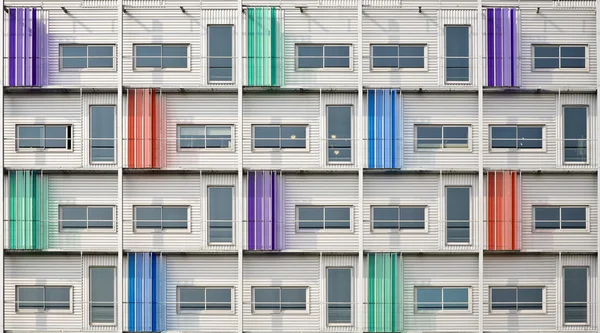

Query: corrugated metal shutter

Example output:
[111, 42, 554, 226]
[487, 170, 521, 251]
[247, 170, 284, 250]
[126, 252, 166, 332]
[126, 89, 167, 169]
[484, 8, 521, 87]
[246, 7, 284, 87]
[367, 252, 403, 333]
[366, 89, 402, 169]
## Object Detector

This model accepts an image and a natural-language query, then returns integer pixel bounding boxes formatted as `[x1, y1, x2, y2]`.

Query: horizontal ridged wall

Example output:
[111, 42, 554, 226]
[126, 252, 166, 333]
[7, 170, 48, 250]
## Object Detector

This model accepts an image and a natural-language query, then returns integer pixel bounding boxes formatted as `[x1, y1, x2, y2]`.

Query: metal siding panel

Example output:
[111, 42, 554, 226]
[556, 93, 597, 169]
[321, 255, 359, 332]
[82, 255, 118, 331]
[440, 174, 480, 251]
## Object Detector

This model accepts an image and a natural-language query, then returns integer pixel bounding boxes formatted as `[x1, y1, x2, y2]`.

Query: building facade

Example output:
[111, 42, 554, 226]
[0, 0, 599, 333]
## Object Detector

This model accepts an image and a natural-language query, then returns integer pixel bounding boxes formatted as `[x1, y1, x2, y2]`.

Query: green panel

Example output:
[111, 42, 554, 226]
[8, 170, 48, 250]
[247, 6, 283, 87]
[368, 253, 402, 332]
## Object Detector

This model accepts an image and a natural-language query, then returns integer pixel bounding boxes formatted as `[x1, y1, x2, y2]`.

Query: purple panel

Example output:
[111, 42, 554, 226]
[487, 9, 494, 86]
[247, 171, 283, 251]
[494, 8, 502, 87]
[7, 7, 45, 87]
[248, 172, 256, 250]
[9, 9, 16, 86]
[255, 171, 264, 249]
[502, 8, 510, 86]
[32, 7, 37, 86]
[17, 8, 23, 86]
[486, 7, 520, 87]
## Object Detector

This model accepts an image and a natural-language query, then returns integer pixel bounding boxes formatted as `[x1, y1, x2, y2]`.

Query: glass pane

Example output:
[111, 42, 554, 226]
[491, 288, 517, 310]
[298, 207, 324, 229]
[162, 45, 188, 68]
[443, 288, 468, 310]
[446, 187, 470, 243]
[87, 207, 114, 229]
[179, 288, 205, 311]
[372, 207, 399, 229]
[281, 288, 306, 311]
[18, 287, 44, 310]
[45, 126, 69, 149]
[18, 126, 44, 148]
[179, 126, 205, 149]
[561, 47, 586, 68]
[327, 268, 351, 324]
[561, 207, 587, 229]
[445, 26, 469, 81]
[281, 126, 306, 149]
[162, 207, 188, 229]
[90, 267, 115, 323]
[399, 46, 425, 68]
[564, 267, 588, 323]
[399, 57, 424, 68]
[324, 46, 350, 68]
[328, 106, 352, 163]
[206, 288, 231, 310]
[45, 287, 71, 310]
[61, 207, 88, 229]
[417, 288, 442, 311]
[518, 288, 543, 311]
[135, 45, 162, 68]
[135, 207, 162, 229]
[208, 26, 233, 57]
[254, 288, 280, 311]
[534, 207, 560, 229]
[443, 126, 468, 148]
[91, 106, 115, 162]
[534, 46, 559, 69]
[372, 46, 398, 68]
[298, 46, 323, 68]
[254, 126, 280, 148]
[518, 127, 543, 149]
[209, 187, 233, 243]
[399, 207, 425, 229]
[564, 107, 587, 163]
[491, 127, 517, 149]
[417, 126, 442, 149]
[324, 207, 350, 229]
[62, 46, 87, 69]
[88, 46, 114, 68]
[206, 126, 232, 148]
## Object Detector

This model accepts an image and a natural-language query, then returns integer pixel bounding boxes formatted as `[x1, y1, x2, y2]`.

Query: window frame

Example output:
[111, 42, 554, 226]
[251, 286, 310, 314]
[176, 286, 235, 314]
[16, 285, 73, 313]
[444, 25, 471, 84]
[532, 44, 589, 72]
[207, 24, 235, 84]
[16, 124, 73, 152]
[414, 286, 472, 313]
[489, 125, 546, 152]
[563, 266, 590, 326]
[563, 105, 589, 165]
[89, 105, 117, 164]
[59, 44, 116, 71]
[89, 266, 116, 326]
[59, 205, 116, 233]
[533, 205, 589, 232]
[295, 44, 353, 71]
[326, 105, 354, 165]
[369, 44, 428, 72]
[133, 205, 191, 233]
[488, 286, 546, 314]
[251, 124, 310, 151]
[370, 205, 428, 233]
[295, 205, 353, 233]
[207, 186, 235, 245]
[326, 267, 353, 326]
[176, 124, 234, 151]
[445, 186, 472, 245]
[414, 125, 472, 152]
[133, 44, 190, 71]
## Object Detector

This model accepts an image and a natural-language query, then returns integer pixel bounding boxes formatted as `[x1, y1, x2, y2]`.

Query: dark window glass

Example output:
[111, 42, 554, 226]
[90, 106, 115, 163]
[253, 287, 306, 312]
[534, 46, 560, 69]
[490, 126, 543, 149]
[178, 287, 232, 312]
[446, 187, 470, 243]
[253, 125, 307, 149]
[178, 125, 232, 149]
[90, 267, 115, 324]
[445, 26, 470, 82]
[327, 106, 352, 163]
[534, 206, 586, 230]
[208, 25, 233, 82]
[534, 45, 586, 69]
[372, 206, 425, 230]
[17, 286, 71, 311]
[135, 206, 188, 230]
[372, 45, 426, 69]
[327, 268, 352, 324]
[564, 267, 588, 323]
[61, 206, 114, 230]
[297, 45, 351, 69]
[298, 206, 351, 230]
[61, 45, 114, 69]
[17, 125, 72, 150]
[564, 107, 588, 163]
[416, 126, 469, 149]
[491, 287, 543, 311]
[134, 45, 188, 69]
[208, 187, 233, 243]
[416, 287, 468, 311]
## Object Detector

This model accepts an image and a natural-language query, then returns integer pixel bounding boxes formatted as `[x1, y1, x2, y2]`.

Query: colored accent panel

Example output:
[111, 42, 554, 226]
[8, 170, 48, 250]
[127, 252, 166, 332]
[7, 8, 48, 87]
[126, 89, 167, 169]
[486, 8, 520, 87]
[247, 170, 284, 250]
[367, 89, 402, 169]
[247, 7, 283, 87]
[368, 253, 402, 332]
[487, 171, 521, 251]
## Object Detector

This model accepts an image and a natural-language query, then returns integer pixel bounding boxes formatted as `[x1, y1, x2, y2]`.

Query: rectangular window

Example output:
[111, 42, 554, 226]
[490, 125, 544, 150]
[446, 187, 470, 244]
[60, 206, 114, 230]
[60, 45, 114, 70]
[327, 106, 352, 163]
[564, 106, 588, 163]
[372, 206, 426, 230]
[177, 287, 233, 312]
[534, 206, 587, 230]
[17, 125, 72, 150]
[252, 125, 307, 149]
[208, 25, 233, 82]
[371, 44, 426, 69]
[327, 267, 352, 325]
[17, 286, 71, 312]
[177, 125, 232, 149]
[253, 287, 307, 312]
[134, 44, 189, 69]
[534, 45, 587, 70]
[90, 106, 116, 163]
[90, 267, 115, 324]
[134, 206, 189, 230]
[490, 287, 544, 312]
[208, 186, 233, 243]
[445, 26, 470, 82]
[416, 125, 469, 150]
[297, 44, 351, 69]
[297, 206, 351, 231]
[416, 287, 469, 311]
[564, 267, 588, 324]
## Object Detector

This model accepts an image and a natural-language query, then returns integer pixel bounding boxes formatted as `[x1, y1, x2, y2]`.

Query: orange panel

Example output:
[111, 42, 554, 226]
[488, 171, 520, 250]
[127, 90, 135, 168]
[126, 88, 166, 169]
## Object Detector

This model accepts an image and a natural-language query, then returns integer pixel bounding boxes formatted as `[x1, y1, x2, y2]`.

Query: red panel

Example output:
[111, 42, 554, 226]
[127, 90, 135, 168]
[487, 171, 520, 250]
[126, 88, 166, 169]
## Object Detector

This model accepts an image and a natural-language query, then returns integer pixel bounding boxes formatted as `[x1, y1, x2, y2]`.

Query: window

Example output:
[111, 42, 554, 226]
[534, 45, 587, 70]
[134, 44, 188, 69]
[60, 206, 114, 230]
[564, 106, 588, 163]
[490, 126, 543, 150]
[177, 287, 232, 312]
[416, 125, 469, 149]
[208, 187, 233, 243]
[60, 45, 114, 70]
[17, 286, 71, 312]
[416, 287, 469, 311]
[90, 267, 115, 324]
[253, 287, 307, 312]
[327, 268, 352, 325]
[134, 206, 188, 230]
[371, 45, 426, 69]
[297, 44, 351, 69]
[564, 267, 588, 324]
[177, 125, 232, 149]
[446, 187, 470, 244]
[208, 25, 233, 82]
[490, 287, 544, 311]
[17, 125, 72, 150]
[297, 206, 351, 231]
[445, 26, 470, 82]
[327, 106, 352, 163]
[372, 206, 426, 230]
[534, 206, 587, 230]
[90, 106, 116, 163]
[252, 125, 307, 149]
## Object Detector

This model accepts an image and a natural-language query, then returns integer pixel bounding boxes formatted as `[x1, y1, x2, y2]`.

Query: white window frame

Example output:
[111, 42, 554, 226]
[176, 124, 234, 152]
[445, 186, 472, 246]
[89, 266, 117, 326]
[295, 205, 354, 233]
[563, 266, 590, 326]
[133, 44, 191, 71]
[370, 205, 429, 233]
[59, 205, 116, 233]
[59, 44, 116, 71]
[326, 267, 353, 327]
[176, 286, 235, 314]
[370, 44, 428, 72]
[532, 44, 589, 72]
[444, 25, 472, 85]
[207, 24, 235, 84]
[89, 105, 117, 165]
[16, 124, 74, 152]
[414, 125, 472, 152]
[251, 286, 310, 314]
[251, 124, 310, 152]
[326, 105, 354, 165]
[414, 286, 472, 314]
[207, 186, 235, 246]
[16, 285, 74, 313]
[562, 105, 590, 165]
[488, 286, 547, 314]
[533, 205, 590, 233]
[295, 44, 353, 71]
[133, 205, 191, 233]
[488, 125, 546, 153]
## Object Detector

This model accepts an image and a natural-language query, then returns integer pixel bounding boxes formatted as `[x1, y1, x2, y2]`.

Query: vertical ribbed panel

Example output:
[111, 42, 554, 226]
[247, 7, 283, 87]
[247, 170, 284, 251]
[8, 170, 48, 250]
[368, 253, 402, 332]
[485, 8, 521, 87]
[7, 7, 48, 87]
[367, 89, 402, 169]
[127, 252, 166, 332]
[126, 89, 167, 169]
[487, 171, 521, 251]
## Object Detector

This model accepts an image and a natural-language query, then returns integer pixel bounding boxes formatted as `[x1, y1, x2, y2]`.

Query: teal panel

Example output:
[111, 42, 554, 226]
[368, 253, 402, 332]
[8, 170, 48, 250]
[247, 7, 283, 86]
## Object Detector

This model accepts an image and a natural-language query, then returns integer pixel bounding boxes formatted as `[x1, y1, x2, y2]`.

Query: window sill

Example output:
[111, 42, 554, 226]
[252, 148, 310, 153]
[415, 310, 471, 314]
[133, 68, 191, 72]
[326, 322, 354, 327]
[371, 229, 428, 234]
[370, 67, 428, 72]
[177, 310, 235, 315]
[207, 242, 236, 246]
[489, 310, 546, 315]
[59, 68, 117, 72]
[533, 229, 590, 234]
[208, 80, 235, 85]
[17, 309, 73, 314]
[17, 149, 73, 153]
[446, 242, 473, 246]
[563, 322, 590, 327]
[444, 81, 472, 85]
[296, 229, 354, 234]
[296, 68, 353, 72]
[532, 68, 590, 73]
[415, 148, 472, 153]
[59, 229, 117, 234]
[177, 148, 235, 153]
[133, 229, 192, 234]
[326, 161, 355, 165]
[89, 322, 117, 327]
[563, 161, 591, 165]
[489, 149, 547, 153]
[252, 310, 310, 315]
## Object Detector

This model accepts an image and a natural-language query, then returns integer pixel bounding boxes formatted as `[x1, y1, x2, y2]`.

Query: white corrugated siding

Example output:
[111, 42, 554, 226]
[4, 93, 83, 170]
[559, 254, 598, 330]
[402, 93, 478, 170]
[321, 255, 359, 332]
[440, 173, 480, 251]
[284, 174, 359, 252]
[81, 93, 119, 170]
[363, 173, 440, 252]
[556, 93, 597, 169]
[166, 93, 238, 170]
[243, 255, 321, 333]
[166, 255, 238, 332]
[48, 174, 119, 252]
[521, 173, 598, 252]
[483, 93, 557, 170]
[403, 254, 479, 332]
[438, 9, 480, 87]
[82, 255, 118, 332]
[320, 93, 358, 169]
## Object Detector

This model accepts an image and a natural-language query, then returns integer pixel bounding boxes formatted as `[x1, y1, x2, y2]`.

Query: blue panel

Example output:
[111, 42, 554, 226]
[367, 89, 401, 169]
[151, 253, 157, 332]
[128, 254, 135, 331]
[127, 252, 165, 332]
[368, 90, 376, 168]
